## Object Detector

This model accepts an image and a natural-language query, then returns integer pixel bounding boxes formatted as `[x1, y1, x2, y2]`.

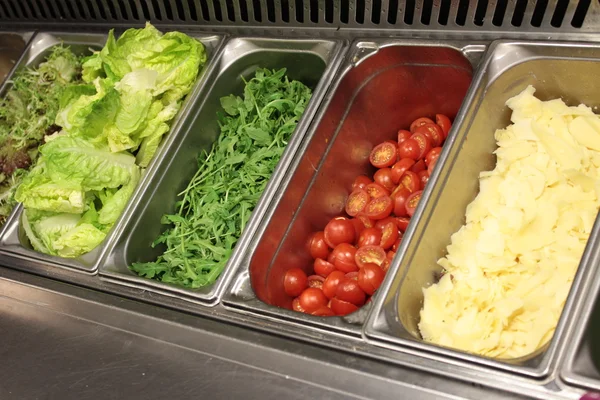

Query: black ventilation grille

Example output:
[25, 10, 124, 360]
[0, 0, 596, 31]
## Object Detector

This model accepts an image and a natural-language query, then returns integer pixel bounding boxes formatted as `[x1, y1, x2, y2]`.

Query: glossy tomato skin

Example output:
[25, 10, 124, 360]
[330, 243, 358, 273]
[418, 170, 429, 187]
[314, 258, 336, 277]
[335, 278, 366, 306]
[425, 147, 442, 166]
[400, 170, 421, 193]
[356, 215, 375, 230]
[370, 142, 398, 168]
[411, 132, 432, 160]
[375, 216, 399, 231]
[324, 217, 355, 248]
[415, 123, 444, 147]
[374, 168, 395, 191]
[391, 186, 412, 216]
[405, 190, 423, 217]
[322, 270, 345, 299]
[311, 307, 335, 317]
[435, 114, 452, 137]
[330, 298, 359, 316]
[363, 196, 393, 220]
[396, 217, 410, 233]
[358, 263, 385, 295]
[284, 268, 308, 297]
[355, 245, 387, 268]
[298, 288, 328, 313]
[379, 221, 399, 250]
[352, 175, 372, 191]
[350, 217, 366, 239]
[365, 182, 390, 199]
[345, 189, 369, 217]
[391, 158, 415, 183]
[397, 129, 412, 144]
[357, 227, 382, 248]
[392, 236, 402, 251]
[410, 159, 426, 174]
[308, 231, 330, 260]
[410, 117, 435, 133]
[398, 138, 420, 160]
[427, 156, 439, 176]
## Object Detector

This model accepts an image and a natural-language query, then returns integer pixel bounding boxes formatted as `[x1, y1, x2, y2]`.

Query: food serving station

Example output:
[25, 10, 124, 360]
[1, 1, 600, 399]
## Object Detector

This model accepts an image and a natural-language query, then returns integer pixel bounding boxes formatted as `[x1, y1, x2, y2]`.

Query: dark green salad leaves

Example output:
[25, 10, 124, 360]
[130, 68, 312, 288]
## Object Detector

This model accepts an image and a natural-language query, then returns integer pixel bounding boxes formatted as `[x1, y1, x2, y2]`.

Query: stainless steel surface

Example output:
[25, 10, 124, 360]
[365, 39, 600, 379]
[0, 32, 30, 84]
[0, 31, 224, 274]
[223, 39, 482, 337]
[99, 38, 346, 305]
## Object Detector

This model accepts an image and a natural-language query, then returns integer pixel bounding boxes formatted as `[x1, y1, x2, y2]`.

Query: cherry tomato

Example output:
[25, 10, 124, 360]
[427, 156, 439, 176]
[357, 227, 382, 248]
[379, 221, 399, 250]
[314, 258, 336, 277]
[298, 287, 328, 313]
[411, 132, 432, 160]
[345, 189, 369, 217]
[330, 243, 358, 273]
[335, 278, 366, 306]
[387, 250, 396, 260]
[307, 275, 324, 289]
[324, 217, 355, 248]
[311, 307, 335, 316]
[391, 186, 411, 217]
[375, 216, 399, 231]
[292, 298, 305, 313]
[410, 117, 434, 133]
[308, 231, 329, 260]
[405, 190, 423, 217]
[400, 170, 421, 193]
[369, 142, 398, 168]
[415, 123, 444, 148]
[356, 215, 375, 230]
[374, 168, 395, 191]
[397, 138, 420, 160]
[330, 298, 359, 316]
[345, 271, 359, 281]
[435, 114, 452, 137]
[397, 129, 412, 144]
[284, 268, 308, 297]
[391, 158, 415, 183]
[392, 235, 402, 251]
[363, 196, 393, 220]
[358, 263, 385, 295]
[380, 258, 391, 272]
[352, 175, 372, 191]
[350, 217, 366, 239]
[410, 159, 426, 174]
[418, 170, 429, 187]
[322, 270, 345, 299]
[425, 147, 443, 166]
[355, 245, 386, 268]
[365, 182, 390, 199]
[396, 217, 410, 232]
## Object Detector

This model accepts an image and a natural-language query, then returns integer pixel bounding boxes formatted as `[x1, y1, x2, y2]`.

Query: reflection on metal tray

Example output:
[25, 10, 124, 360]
[0, 31, 224, 274]
[99, 37, 346, 305]
[222, 39, 485, 336]
[364, 39, 600, 379]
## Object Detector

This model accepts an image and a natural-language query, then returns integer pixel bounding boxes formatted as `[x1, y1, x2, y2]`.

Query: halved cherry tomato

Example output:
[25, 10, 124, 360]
[397, 129, 412, 144]
[411, 132, 432, 160]
[391, 186, 411, 217]
[379, 221, 399, 250]
[427, 156, 439, 176]
[363, 196, 393, 220]
[380, 258, 391, 272]
[436, 114, 452, 137]
[330, 243, 358, 273]
[400, 170, 421, 193]
[375, 216, 399, 231]
[392, 235, 402, 251]
[350, 217, 366, 239]
[314, 258, 336, 277]
[336, 278, 366, 306]
[396, 217, 410, 232]
[308, 231, 329, 260]
[284, 268, 308, 297]
[345, 189, 369, 217]
[374, 168, 395, 191]
[418, 170, 429, 187]
[370, 142, 398, 168]
[307, 275, 324, 289]
[292, 298, 305, 313]
[355, 245, 386, 268]
[298, 287, 328, 313]
[398, 138, 420, 160]
[358, 263, 385, 295]
[355, 215, 375, 230]
[425, 147, 443, 166]
[324, 217, 355, 248]
[352, 175, 372, 191]
[410, 159, 426, 174]
[322, 270, 345, 299]
[357, 227, 382, 248]
[405, 190, 423, 217]
[410, 117, 434, 133]
[311, 306, 335, 316]
[387, 250, 396, 260]
[391, 158, 415, 183]
[330, 298, 359, 316]
[365, 182, 390, 199]
[415, 123, 444, 147]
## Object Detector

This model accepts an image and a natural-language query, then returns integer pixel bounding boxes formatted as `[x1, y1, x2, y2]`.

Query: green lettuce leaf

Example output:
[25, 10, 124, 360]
[98, 167, 140, 225]
[52, 223, 106, 258]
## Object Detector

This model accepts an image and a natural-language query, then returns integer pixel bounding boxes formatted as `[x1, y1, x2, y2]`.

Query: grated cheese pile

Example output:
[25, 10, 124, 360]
[419, 85, 600, 359]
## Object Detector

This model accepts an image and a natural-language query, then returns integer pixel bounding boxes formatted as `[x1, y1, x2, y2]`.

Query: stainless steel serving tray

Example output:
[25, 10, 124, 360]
[221, 39, 487, 336]
[98, 37, 346, 306]
[364, 39, 600, 379]
[0, 31, 33, 86]
[0, 31, 225, 274]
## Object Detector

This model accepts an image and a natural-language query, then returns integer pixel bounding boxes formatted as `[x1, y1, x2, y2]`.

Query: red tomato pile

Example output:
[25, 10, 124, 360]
[283, 114, 452, 317]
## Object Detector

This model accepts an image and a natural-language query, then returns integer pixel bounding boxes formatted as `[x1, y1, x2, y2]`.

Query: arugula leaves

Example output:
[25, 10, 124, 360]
[130, 68, 312, 288]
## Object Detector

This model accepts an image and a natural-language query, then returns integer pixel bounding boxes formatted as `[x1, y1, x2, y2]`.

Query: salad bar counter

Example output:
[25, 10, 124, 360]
[2, 1, 600, 399]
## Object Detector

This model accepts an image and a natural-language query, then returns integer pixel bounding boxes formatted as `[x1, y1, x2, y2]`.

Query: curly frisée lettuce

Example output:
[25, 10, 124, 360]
[17, 23, 205, 259]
